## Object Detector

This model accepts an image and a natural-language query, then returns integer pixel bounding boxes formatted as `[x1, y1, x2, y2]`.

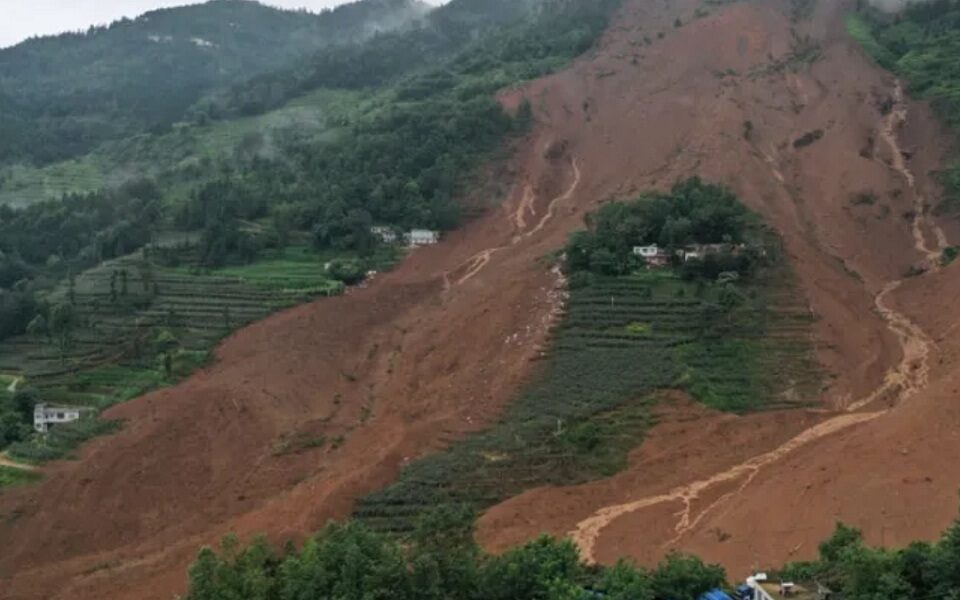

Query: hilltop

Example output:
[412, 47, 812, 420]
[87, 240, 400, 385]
[0, 0, 429, 165]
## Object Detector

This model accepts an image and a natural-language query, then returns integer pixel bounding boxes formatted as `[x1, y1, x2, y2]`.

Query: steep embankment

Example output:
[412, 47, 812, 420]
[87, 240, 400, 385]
[480, 0, 960, 578]
[1, 0, 958, 597]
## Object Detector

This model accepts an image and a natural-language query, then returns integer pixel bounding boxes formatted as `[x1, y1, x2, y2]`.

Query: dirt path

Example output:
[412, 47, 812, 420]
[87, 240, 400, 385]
[0, 453, 35, 472]
[881, 81, 949, 265]
[570, 78, 946, 563]
[519, 158, 581, 241]
[450, 156, 581, 287]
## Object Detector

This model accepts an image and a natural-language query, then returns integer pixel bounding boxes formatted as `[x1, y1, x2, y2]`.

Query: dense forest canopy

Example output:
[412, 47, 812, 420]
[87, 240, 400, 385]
[0, 0, 429, 165]
[195, 0, 551, 120]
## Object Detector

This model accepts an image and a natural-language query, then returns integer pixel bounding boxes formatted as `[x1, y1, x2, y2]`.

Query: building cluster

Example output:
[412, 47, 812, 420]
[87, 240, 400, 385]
[632, 242, 747, 268]
[371, 227, 440, 247]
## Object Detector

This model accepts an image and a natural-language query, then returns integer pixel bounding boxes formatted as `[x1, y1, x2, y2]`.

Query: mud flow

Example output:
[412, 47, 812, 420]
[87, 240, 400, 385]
[3, 0, 960, 597]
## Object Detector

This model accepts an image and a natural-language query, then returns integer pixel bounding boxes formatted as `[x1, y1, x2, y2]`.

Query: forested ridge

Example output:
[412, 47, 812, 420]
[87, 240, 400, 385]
[198, 0, 555, 119]
[0, 0, 429, 165]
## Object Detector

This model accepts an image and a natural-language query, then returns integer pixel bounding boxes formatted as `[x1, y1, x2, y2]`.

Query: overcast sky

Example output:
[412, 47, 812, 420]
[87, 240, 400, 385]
[0, 0, 445, 49]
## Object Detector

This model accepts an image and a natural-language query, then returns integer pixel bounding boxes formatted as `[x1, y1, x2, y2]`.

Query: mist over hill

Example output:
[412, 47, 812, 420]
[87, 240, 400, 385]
[0, 0, 429, 165]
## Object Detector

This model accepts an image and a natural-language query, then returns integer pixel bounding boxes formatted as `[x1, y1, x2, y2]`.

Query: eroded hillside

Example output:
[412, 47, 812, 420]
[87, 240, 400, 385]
[2, 0, 959, 597]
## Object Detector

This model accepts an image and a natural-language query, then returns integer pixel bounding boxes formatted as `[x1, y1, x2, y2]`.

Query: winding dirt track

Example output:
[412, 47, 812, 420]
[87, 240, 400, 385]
[3, 0, 960, 597]
[450, 156, 581, 287]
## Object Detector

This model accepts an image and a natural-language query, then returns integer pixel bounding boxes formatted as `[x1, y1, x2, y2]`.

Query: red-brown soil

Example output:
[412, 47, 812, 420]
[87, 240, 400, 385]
[480, 0, 960, 581]
[3, 0, 959, 596]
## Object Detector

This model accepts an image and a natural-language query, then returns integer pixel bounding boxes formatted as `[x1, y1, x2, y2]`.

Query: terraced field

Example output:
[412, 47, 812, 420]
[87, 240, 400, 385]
[354, 263, 820, 533]
[0, 240, 385, 461]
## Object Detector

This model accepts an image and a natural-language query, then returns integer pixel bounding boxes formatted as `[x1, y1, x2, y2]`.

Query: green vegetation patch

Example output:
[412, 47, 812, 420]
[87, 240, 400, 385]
[185, 514, 727, 600]
[0, 465, 41, 489]
[184, 499, 960, 600]
[846, 14, 898, 69]
[7, 417, 120, 463]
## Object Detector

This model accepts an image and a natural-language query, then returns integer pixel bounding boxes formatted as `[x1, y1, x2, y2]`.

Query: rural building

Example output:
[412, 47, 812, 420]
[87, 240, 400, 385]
[632, 244, 671, 267]
[741, 573, 830, 600]
[33, 403, 90, 434]
[370, 226, 398, 244]
[406, 229, 440, 247]
[678, 243, 744, 262]
[632, 244, 660, 258]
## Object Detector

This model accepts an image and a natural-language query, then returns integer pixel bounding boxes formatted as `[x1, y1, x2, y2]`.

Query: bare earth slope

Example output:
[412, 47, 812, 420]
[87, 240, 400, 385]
[480, 0, 960, 579]
[2, 0, 959, 597]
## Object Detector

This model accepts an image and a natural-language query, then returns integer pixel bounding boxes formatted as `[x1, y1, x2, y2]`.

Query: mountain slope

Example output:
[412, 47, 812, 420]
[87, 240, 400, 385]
[4, 0, 960, 598]
[0, 0, 429, 165]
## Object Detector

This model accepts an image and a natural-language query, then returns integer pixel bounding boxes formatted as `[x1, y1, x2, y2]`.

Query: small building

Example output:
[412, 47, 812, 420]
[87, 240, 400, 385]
[632, 244, 660, 258]
[681, 243, 734, 262]
[406, 229, 440, 247]
[744, 573, 826, 600]
[370, 226, 398, 244]
[633, 244, 671, 268]
[33, 403, 91, 434]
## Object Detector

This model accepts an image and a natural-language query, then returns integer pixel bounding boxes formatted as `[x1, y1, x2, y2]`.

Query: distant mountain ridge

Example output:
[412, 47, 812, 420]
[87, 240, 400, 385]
[0, 0, 430, 165]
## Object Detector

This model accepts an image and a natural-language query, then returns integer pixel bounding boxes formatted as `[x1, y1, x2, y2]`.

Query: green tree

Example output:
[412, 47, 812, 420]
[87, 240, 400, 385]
[327, 258, 367, 285]
[650, 552, 726, 600]
[478, 536, 584, 600]
[598, 560, 655, 600]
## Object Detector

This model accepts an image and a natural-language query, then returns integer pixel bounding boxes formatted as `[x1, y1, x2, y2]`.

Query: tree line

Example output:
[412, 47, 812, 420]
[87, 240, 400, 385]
[187, 506, 726, 600]
[186, 501, 960, 600]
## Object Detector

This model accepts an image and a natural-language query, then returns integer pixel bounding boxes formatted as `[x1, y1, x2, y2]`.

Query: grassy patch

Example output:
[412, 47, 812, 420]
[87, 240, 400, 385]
[7, 417, 121, 463]
[0, 465, 41, 489]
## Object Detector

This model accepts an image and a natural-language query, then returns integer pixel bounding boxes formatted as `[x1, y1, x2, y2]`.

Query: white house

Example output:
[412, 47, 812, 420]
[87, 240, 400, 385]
[33, 404, 90, 434]
[406, 229, 440, 247]
[370, 226, 398, 244]
[633, 244, 671, 267]
[632, 245, 660, 258]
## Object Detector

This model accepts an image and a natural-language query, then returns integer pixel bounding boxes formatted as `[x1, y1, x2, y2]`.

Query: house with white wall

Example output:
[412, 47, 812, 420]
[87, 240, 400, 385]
[406, 229, 440, 247]
[370, 226, 399, 244]
[33, 404, 91, 434]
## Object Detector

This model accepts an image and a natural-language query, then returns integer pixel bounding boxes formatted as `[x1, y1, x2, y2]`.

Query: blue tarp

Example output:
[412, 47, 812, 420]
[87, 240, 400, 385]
[699, 590, 734, 600]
